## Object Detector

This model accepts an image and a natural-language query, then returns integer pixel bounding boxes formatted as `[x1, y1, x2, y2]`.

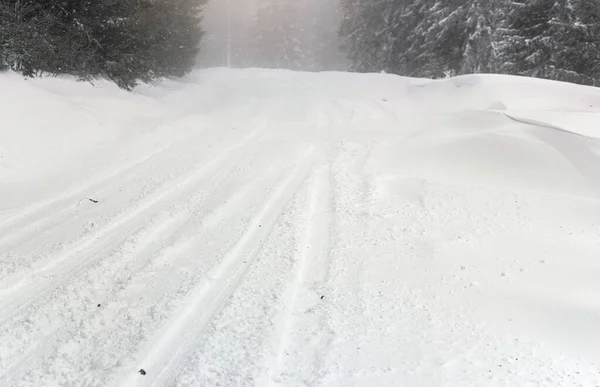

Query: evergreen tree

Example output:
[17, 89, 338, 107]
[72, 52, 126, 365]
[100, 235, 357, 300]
[411, 0, 470, 78]
[0, 0, 207, 89]
[339, 0, 392, 73]
[341, 0, 473, 77]
[499, 0, 564, 80]
[499, 0, 600, 85]
[461, 0, 499, 74]
[571, 0, 600, 85]
[339, 0, 600, 86]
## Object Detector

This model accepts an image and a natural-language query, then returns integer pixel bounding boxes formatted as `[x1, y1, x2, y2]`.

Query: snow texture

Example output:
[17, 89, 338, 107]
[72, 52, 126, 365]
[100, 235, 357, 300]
[1, 68, 600, 386]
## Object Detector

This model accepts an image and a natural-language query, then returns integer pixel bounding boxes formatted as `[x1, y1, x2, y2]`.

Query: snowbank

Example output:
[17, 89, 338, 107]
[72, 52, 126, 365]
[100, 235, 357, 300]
[2, 68, 600, 386]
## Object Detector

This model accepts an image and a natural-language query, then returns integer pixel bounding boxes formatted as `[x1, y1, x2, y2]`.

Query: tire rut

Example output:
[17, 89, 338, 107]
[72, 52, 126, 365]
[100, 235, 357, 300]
[116, 145, 316, 387]
[0, 125, 264, 325]
[263, 162, 333, 386]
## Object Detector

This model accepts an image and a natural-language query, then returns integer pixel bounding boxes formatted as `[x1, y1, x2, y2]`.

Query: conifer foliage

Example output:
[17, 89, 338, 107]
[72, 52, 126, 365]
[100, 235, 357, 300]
[499, 0, 600, 85]
[340, 0, 600, 86]
[0, 0, 207, 89]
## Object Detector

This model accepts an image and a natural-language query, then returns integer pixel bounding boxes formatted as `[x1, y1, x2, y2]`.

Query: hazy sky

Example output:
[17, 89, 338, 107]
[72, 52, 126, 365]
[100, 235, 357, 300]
[197, 0, 347, 71]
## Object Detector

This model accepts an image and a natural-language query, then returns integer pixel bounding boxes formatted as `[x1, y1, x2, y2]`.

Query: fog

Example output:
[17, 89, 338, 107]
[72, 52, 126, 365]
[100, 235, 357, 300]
[197, 0, 347, 71]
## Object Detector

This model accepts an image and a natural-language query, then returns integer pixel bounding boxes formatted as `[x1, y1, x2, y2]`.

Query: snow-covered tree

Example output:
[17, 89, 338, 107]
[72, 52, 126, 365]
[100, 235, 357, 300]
[409, 0, 469, 78]
[340, 0, 471, 77]
[340, 0, 396, 72]
[498, 0, 600, 85]
[461, 0, 500, 74]
[0, 0, 207, 89]
[340, 0, 600, 86]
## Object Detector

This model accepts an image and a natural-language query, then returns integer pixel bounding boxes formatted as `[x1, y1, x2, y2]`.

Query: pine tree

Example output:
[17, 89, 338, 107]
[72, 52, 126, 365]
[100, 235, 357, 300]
[461, 0, 499, 74]
[391, 0, 432, 75]
[499, 0, 600, 85]
[0, 0, 207, 89]
[339, 0, 392, 73]
[571, 0, 600, 85]
[339, 0, 600, 85]
[413, 0, 470, 78]
[341, 0, 472, 78]
[378, 0, 412, 74]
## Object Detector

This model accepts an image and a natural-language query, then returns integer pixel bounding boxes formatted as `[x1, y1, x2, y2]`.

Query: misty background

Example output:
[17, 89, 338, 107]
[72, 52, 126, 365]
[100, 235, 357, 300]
[197, 0, 347, 71]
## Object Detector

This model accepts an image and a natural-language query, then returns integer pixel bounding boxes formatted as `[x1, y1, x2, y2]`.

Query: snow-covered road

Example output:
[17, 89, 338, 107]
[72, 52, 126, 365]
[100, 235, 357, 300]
[2, 69, 600, 386]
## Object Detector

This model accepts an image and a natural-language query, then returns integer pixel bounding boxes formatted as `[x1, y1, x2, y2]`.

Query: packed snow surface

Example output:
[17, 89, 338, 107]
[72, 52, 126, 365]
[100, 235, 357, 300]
[1, 69, 600, 387]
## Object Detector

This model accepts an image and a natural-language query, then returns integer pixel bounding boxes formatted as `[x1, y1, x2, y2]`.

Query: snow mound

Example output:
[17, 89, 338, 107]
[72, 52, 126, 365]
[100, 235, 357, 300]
[2, 68, 600, 386]
[354, 73, 600, 199]
[411, 73, 600, 113]
[0, 73, 200, 209]
[368, 110, 600, 198]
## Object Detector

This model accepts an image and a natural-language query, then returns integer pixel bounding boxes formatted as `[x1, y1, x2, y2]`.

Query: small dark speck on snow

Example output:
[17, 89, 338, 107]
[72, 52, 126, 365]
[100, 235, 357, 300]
[139, 369, 146, 376]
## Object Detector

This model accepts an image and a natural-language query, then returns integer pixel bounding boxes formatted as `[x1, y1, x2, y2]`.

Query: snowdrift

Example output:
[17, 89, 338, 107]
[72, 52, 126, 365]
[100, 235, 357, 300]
[1, 69, 600, 386]
[6, 69, 599, 206]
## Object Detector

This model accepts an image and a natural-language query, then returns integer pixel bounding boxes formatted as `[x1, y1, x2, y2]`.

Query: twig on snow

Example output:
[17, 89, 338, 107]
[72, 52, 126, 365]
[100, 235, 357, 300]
[77, 198, 99, 206]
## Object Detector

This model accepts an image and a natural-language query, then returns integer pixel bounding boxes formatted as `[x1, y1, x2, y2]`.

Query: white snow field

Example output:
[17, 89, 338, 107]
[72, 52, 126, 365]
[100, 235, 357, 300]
[1, 68, 600, 387]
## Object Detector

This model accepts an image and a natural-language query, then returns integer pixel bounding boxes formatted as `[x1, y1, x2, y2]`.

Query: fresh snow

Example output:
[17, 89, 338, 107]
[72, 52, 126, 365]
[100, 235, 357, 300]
[1, 68, 600, 386]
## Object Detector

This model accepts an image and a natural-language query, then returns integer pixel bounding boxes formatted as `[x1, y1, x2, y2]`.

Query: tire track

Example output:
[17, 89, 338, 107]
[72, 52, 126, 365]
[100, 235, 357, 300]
[117, 145, 316, 387]
[263, 163, 333, 386]
[2, 162, 268, 383]
[0, 125, 263, 324]
[313, 142, 372, 386]
[0, 138, 294, 383]
[0, 126, 205, 245]
[2, 211, 190, 380]
[0, 104, 265, 254]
